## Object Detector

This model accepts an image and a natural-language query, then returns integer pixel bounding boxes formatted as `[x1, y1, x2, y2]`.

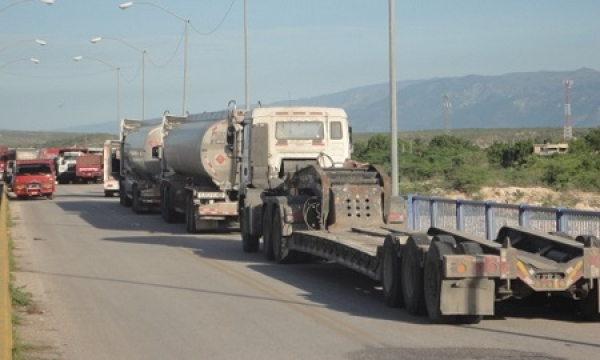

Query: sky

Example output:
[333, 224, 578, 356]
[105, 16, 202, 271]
[0, 0, 598, 132]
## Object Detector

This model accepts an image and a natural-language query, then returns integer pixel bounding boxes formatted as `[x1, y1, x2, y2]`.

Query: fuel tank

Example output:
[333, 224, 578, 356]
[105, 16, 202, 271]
[163, 111, 237, 190]
[122, 117, 164, 177]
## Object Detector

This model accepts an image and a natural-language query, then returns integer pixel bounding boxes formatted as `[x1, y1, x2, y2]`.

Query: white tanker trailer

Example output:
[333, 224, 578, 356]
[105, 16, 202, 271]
[160, 107, 246, 232]
[119, 115, 185, 213]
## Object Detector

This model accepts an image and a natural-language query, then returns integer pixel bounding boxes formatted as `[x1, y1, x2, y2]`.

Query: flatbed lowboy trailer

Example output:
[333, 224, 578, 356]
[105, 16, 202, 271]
[256, 165, 600, 324]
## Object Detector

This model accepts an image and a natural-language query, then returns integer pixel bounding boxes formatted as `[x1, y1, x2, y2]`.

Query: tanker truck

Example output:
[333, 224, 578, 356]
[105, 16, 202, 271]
[119, 116, 184, 213]
[159, 107, 246, 232]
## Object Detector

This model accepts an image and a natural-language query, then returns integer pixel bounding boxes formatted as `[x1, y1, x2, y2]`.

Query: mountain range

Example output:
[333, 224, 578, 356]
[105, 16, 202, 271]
[57, 68, 600, 134]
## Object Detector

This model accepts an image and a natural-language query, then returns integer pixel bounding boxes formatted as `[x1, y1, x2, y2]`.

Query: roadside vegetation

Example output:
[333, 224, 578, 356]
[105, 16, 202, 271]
[353, 128, 600, 201]
[5, 207, 38, 360]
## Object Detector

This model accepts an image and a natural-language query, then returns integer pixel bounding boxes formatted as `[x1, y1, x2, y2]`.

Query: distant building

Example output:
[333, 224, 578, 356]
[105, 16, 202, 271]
[533, 143, 569, 156]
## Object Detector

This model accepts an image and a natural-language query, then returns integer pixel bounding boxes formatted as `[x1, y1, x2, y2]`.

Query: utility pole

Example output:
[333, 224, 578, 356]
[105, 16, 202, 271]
[564, 79, 573, 141]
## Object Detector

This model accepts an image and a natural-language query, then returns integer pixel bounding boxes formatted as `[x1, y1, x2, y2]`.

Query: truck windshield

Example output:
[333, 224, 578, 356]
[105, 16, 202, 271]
[275, 121, 324, 140]
[16, 164, 51, 175]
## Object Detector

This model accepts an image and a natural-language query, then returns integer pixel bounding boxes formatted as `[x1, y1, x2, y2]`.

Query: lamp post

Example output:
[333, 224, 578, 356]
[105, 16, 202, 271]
[0, 57, 39, 70]
[0, 0, 53, 13]
[244, 0, 249, 110]
[388, 0, 399, 196]
[0, 38, 46, 53]
[91, 36, 146, 121]
[73, 55, 121, 123]
[119, 1, 189, 116]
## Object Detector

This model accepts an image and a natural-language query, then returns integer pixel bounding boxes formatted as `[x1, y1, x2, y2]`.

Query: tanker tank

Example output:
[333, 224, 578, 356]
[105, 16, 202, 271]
[123, 117, 164, 178]
[163, 111, 233, 191]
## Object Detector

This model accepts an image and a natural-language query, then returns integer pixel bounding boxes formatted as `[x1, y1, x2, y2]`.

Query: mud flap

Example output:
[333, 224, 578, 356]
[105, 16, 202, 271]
[440, 278, 495, 316]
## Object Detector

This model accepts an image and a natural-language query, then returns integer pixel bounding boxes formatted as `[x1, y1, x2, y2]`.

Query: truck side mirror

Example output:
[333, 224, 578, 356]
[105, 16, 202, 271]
[226, 125, 235, 156]
[151, 146, 162, 159]
[349, 126, 354, 154]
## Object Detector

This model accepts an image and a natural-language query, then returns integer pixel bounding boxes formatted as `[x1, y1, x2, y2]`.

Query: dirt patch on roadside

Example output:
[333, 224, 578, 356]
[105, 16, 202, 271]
[10, 206, 63, 360]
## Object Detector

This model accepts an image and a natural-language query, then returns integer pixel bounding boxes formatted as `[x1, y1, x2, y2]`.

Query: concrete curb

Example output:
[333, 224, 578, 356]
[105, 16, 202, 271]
[0, 189, 12, 360]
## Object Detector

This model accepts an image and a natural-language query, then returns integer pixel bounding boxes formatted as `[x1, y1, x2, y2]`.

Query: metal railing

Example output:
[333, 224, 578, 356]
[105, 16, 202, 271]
[406, 195, 600, 240]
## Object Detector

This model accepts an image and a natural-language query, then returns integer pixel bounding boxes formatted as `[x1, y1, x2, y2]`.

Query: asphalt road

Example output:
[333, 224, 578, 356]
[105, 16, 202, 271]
[9, 184, 600, 360]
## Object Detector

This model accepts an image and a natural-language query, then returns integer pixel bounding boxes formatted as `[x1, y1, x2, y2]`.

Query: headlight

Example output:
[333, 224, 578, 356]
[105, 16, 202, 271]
[42, 183, 53, 189]
[15, 184, 26, 190]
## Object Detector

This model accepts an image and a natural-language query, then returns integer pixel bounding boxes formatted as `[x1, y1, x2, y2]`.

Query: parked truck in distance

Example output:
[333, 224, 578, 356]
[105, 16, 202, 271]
[119, 117, 166, 212]
[76, 153, 103, 183]
[12, 158, 56, 200]
[56, 148, 86, 184]
[103, 140, 121, 197]
[159, 106, 246, 232]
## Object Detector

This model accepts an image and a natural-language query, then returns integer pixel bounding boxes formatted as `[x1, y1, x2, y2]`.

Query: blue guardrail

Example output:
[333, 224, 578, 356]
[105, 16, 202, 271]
[405, 195, 600, 240]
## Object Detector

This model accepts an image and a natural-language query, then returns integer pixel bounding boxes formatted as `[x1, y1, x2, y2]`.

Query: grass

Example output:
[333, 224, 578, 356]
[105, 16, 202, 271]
[5, 205, 47, 360]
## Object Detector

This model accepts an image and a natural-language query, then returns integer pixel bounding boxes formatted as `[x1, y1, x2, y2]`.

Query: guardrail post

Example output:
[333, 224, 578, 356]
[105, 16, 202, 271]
[485, 202, 495, 240]
[557, 207, 568, 233]
[430, 197, 438, 228]
[456, 199, 465, 231]
[519, 204, 529, 228]
[405, 195, 415, 231]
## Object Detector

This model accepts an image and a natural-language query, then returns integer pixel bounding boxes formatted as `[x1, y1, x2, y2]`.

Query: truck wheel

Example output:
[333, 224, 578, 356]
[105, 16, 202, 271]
[454, 242, 484, 324]
[579, 281, 599, 321]
[185, 193, 198, 233]
[272, 208, 290, 263]
[241, 208, 259, 252]
[132, 188, 143, 214]
[401, 234, 429, 315]
[382, 235, 404, 308]
[263, 206, 275, 261]
[162, 188, 179, 224]
[46, 194, 54, 200]
[424, 240, 458, 324]
[120, 187, 132, 207]
[104, 191, 110, 198]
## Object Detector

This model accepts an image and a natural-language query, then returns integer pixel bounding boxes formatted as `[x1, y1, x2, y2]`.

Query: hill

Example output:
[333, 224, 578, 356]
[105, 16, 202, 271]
[47, 68, 600, 134]
[0, 130, 116, 149]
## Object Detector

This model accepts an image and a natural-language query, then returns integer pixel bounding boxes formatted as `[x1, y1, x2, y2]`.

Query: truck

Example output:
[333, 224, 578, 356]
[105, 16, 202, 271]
[234, 107, 600, 323]
[103, 140, 121, 197]
[56, 148, 87, 184]
[11, 158, 56, 200]
[119, 117, 165, 212]
[159, 106, 246, 232]
[75, 153, 103, 183]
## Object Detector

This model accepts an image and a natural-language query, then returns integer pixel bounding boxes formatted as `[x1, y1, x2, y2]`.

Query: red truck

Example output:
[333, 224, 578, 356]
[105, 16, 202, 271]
[12, 159, 56, 200]
[75, 154, 102, 183]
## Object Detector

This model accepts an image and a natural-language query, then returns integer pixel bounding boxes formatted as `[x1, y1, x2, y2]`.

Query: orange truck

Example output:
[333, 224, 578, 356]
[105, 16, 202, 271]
[12, 158, 56, 200]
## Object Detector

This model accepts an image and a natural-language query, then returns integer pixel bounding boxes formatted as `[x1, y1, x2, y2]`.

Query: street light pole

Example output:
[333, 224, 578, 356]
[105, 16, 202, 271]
[119, 1, 189, 116]
[73, 55, 121, 123]
[0, 0, 53, 13]
[244, 0, 249, 110]
[389, 0, 399, 196]
[91, 36, 146, 120]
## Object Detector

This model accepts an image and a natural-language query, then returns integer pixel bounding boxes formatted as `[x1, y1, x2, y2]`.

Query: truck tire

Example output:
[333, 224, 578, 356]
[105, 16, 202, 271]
[46, 194, 54, 200]
[272, 208, 290, 263]
[454, 242, 485, 324]
[263, 206, 275, 261]
[241, 207, 259, 253]
[132, 187, 143, 214]
[104, 190, 111, 197]
[120, 187, 132, 207]
[424, 240, 458, 324]
[401, 234, 429, 315]
[162, 187, 180, 223]
[382, 235, 404, 308]
[185, 193, 198, 233]
[579, 280, 599, 321]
